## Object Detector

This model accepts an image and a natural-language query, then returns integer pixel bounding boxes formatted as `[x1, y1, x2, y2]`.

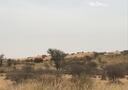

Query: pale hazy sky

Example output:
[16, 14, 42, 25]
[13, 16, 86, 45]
[0, 0, 128, 58]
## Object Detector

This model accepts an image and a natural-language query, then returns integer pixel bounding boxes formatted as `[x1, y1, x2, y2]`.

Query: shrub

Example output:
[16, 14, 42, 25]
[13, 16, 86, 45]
[104, 63, 126, 82]
[62, 60, 98, 76]
[6, 65, 35, 83]
[6, 64, 58, 83]
[84, 61, 98, 75]
[64, 63, 86, 76]
[6, 59, 13, 67]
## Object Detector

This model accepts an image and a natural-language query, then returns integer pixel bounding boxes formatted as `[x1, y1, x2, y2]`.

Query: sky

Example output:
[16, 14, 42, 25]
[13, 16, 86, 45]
[0, 0, 128, 58]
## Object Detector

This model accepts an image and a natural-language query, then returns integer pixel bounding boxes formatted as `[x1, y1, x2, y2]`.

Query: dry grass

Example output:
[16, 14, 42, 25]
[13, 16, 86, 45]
[0, 75, 128, 90]
[93, 78, 128, 90]
[0, 76, 13, 90]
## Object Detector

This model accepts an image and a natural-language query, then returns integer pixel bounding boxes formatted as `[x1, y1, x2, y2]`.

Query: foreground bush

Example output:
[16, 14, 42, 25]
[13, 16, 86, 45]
[6, 65, 35, 83]
[6, 64, 59, 83]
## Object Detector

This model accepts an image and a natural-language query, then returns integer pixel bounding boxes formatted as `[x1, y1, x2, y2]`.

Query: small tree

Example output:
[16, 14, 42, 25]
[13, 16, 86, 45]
[0, 54, 4, 66]
[104, 63, 126, 82]
[7, 59, 13, 67]
[47, 48, 66, 70]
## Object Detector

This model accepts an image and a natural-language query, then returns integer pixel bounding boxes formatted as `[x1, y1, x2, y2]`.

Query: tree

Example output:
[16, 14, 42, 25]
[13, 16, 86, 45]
[104, 63, 126, 82]
[0, 54, 4, 66]
[47, 48, 66, 70]
[7, 59, 13, 67]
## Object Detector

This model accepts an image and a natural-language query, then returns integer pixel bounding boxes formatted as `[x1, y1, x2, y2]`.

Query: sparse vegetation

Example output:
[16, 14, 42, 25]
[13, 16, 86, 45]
[0, 50, 128, 90]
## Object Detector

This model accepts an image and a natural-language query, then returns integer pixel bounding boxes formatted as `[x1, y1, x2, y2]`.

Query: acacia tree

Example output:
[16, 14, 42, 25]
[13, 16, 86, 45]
[0, 54, 4, 66]
[47, 48, 66, 70]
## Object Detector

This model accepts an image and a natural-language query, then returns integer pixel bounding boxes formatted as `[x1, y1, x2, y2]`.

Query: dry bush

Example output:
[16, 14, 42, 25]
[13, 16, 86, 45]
[104, 63, 127, 82]
[6, 65, 35, 83]
[62, 59, 98, 76]
[5, 64, 58, 83]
